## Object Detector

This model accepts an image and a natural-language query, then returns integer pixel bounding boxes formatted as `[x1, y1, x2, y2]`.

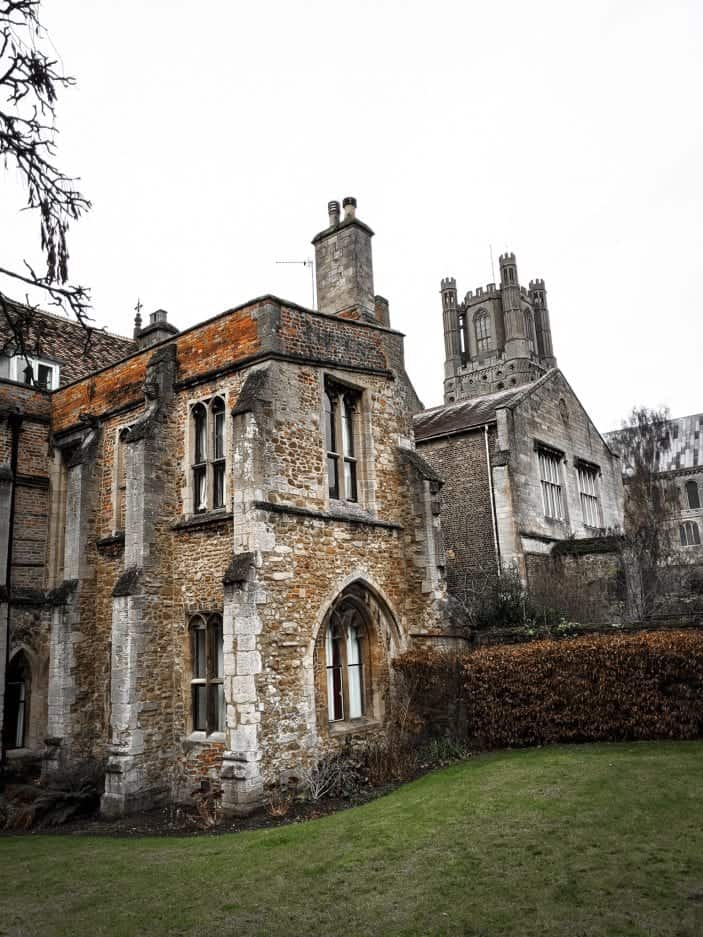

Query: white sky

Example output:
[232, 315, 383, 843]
[2, 0, 701, 432]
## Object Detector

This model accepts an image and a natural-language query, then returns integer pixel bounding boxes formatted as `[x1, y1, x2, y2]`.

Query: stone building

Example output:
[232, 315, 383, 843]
[656, 413, 703, 559]
[417, 254, 624, 614]
[0, 198, 447, 816]
[606, 412, 703, 561]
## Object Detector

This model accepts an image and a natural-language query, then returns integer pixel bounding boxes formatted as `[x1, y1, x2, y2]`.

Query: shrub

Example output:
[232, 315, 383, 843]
[0, 758, 104, 830]
[394, 630, 703, 752]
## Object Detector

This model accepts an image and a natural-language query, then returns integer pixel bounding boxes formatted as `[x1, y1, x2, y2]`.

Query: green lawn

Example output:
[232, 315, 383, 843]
[2, 742, 703, 937]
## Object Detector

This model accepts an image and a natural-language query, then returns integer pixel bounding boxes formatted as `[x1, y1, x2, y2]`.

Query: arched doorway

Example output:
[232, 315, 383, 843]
[4, 651, 30, 750]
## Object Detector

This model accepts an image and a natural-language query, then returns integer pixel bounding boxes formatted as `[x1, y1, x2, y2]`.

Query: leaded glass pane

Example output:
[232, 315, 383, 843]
[192, 624, 206, 679]
[192, 685, 207, 732]
[193, 466, 207, 513]
[213, 462, 225, 509]
[324, 392, 335, 452]
[193, 405, 207, 464]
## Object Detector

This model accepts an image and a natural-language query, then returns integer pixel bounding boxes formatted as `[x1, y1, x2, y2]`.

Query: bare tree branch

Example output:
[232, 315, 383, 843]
[0, 0, 91, 328]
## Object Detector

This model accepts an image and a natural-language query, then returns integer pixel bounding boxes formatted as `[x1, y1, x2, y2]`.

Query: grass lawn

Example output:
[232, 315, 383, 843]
[1, 741, 703, 937]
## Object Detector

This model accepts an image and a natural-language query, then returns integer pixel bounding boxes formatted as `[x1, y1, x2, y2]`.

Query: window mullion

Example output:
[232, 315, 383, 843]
[335, 396, 345, 499]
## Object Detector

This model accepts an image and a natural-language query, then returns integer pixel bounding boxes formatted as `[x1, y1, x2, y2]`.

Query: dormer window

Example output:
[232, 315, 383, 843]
[0, 354, 59, 390]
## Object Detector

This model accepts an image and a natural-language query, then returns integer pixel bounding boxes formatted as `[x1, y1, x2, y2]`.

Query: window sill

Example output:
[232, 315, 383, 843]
[328, 717, 381, 738]
[183, 731, 226, 750]
[172, 511, 232, 532]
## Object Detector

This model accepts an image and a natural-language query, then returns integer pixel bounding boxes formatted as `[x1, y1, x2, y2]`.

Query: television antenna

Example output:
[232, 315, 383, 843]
[275, 258, 315, 309]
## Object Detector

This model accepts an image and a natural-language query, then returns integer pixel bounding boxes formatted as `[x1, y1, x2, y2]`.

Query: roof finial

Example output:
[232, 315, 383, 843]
[133, 298, 143, 338]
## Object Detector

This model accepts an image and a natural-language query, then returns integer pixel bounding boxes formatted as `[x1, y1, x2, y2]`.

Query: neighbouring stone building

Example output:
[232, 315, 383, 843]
[604, 412, 703, 623]
[605, 412, 703, 562]
[0, 197, 448, 816]
[416, 253, 625, 618]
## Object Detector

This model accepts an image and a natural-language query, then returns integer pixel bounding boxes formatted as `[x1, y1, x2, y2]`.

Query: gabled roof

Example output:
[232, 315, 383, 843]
[413, 371, 555, 442]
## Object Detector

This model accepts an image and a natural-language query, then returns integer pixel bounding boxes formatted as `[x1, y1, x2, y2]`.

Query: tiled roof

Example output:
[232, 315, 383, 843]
[0, 301, 136, 386]
[413, 385, 529, 441]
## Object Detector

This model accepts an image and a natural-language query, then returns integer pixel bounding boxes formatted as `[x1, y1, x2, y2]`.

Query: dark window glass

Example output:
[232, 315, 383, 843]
[213, 463, 225, 509]
[342, 398, 354, 457]
[324, 392, 335, 452]
[192, 623, 206, 678]
[193, 465, 207, 513]
[344, 460, 357, 502]
[192, 685, 207, 732]
[327, 455, 339, 500]
[325, 383, 360, 503]
[686, 480, 700, 510]
[475, 311, 490, 355]
[193, 404, 207, 464]
[212, 398, 225, 461]
[190, 614, 224, 735]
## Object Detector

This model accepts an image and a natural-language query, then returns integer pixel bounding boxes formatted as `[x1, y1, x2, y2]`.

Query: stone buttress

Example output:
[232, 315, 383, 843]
[101, 344, 177, 817]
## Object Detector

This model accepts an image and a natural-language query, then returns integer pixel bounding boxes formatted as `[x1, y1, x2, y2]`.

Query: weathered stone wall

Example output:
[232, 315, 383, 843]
[504, 371, 624, 555]
[416, 428, 498, 605]
[525, 545, 625, 624]
[41, 295, 445, 812]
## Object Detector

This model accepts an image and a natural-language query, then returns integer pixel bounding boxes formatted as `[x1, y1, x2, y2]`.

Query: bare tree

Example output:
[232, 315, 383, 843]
[0, 0, 91, 366]
[610, 407, 680, 623]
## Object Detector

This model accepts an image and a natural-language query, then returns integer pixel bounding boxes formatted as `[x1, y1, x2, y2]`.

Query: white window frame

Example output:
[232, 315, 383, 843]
[577, 463, 603, 529]
[189, 613, 225, 737]
[186, 394, 229, 516]
[5, 354, 60, 390]
[538, 448, 565, 521]
[324, 379, 362, 505]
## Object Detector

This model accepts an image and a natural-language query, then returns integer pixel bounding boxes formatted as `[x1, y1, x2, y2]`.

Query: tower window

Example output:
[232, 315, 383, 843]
[524, 309, 536, 354]
[474, 310, 490, 356]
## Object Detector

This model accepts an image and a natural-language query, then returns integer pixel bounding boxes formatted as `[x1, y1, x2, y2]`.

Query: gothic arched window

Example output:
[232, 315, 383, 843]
[524, 309, 536, 354]
[680, 521, 701, 547]
[474, 310, 490, 356]
[325, 604, 365, 722]
[324, 380, 360, 503]
[190, 396, 227, 514]
[189, 613, 224, 734]
[3, 652, 30, 750]
[685, 480, 700, 510]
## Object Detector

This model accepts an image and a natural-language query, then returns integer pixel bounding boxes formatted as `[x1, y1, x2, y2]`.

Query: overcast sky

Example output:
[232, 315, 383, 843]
[2, 0, 701, 431]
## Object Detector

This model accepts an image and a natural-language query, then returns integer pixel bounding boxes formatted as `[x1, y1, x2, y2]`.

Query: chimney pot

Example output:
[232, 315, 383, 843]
[327, 200, 340, 226]
[342, 196, 357, 219]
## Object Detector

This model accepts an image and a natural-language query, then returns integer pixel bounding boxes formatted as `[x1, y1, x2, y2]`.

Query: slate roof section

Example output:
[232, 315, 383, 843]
[0, 300, 136, 386]
[414, 385, 529, 441]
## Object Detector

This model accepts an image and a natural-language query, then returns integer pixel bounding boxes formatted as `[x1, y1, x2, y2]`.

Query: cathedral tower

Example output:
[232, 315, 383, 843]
[440, 251, 557, 403]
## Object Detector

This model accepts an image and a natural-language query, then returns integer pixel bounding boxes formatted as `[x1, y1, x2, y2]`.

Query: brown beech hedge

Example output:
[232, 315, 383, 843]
[394, 630, 703, 749]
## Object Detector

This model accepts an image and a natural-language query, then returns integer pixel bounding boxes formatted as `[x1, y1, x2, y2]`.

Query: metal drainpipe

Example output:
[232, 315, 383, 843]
[484, 423, 502, 575]
[1, 410, 22, 770]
